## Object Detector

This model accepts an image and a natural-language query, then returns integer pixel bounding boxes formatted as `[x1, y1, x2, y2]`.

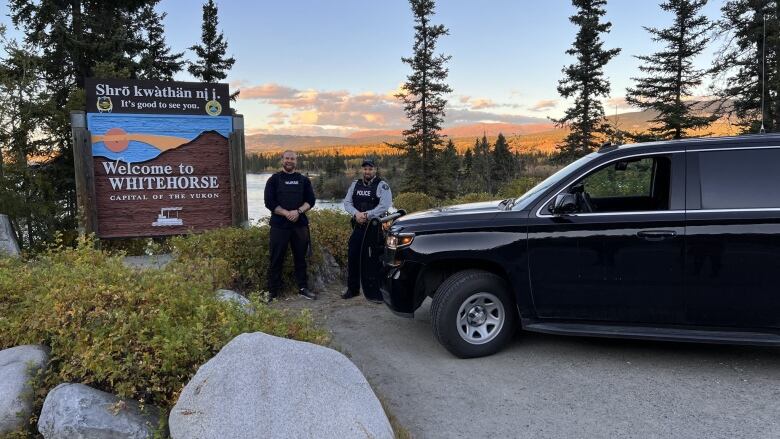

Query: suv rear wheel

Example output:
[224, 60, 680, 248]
[431, 269, 518, 358]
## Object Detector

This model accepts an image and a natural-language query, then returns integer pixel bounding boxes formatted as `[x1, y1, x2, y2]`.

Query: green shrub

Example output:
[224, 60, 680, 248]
[447, 192, 496, 205]
[307, 209, 352, 268]
[497, 177, 543, 199]
[0, 239, 327, 420]
[100, 237, 171, 256]
[170, 226, 269, 292]
[394, 192, 437, 213]
[170, 214, 352, 293]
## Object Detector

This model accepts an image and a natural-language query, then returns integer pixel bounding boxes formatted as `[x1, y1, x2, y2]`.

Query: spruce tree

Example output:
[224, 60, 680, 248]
[438, 139, 460, 197]
[472, 135, 493, 193]
[712, 1, 778, 132]
[188, 0, 235, 82]
[396, 0, 452, 195]
[626, 0, 714, 139]
[136, 5, 184, 81]
[553, 0, 621, 160]
[8, 0, 159, 244]
[491, 133, 514, 189]
[462, 147, 474, 194]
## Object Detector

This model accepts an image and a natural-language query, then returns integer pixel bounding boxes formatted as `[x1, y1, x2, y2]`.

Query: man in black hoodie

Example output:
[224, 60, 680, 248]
[264, 150, 317, 301]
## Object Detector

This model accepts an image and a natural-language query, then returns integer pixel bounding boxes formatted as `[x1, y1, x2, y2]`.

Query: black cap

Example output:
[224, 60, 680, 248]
[361, 159, 376, 167]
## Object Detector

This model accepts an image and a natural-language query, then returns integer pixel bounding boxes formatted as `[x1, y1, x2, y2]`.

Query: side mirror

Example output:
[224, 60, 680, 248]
[549, 193, 578, 215]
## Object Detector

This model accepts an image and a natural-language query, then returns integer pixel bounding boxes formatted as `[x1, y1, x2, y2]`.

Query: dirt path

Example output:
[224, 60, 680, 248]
[276, 286, 780, 439]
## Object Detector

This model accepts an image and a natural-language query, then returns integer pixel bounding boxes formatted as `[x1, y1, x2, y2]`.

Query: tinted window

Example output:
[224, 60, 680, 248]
[584, 157, 654, 198]
[575, 156, 671, 213]
[699, 148, 780, 209]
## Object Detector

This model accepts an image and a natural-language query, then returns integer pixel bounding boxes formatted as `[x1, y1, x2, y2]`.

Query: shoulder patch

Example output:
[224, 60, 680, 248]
[381, 182, 389, 190]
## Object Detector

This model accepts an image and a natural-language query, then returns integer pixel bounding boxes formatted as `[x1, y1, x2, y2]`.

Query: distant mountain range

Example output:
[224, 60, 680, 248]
[245, 108, 737, 156]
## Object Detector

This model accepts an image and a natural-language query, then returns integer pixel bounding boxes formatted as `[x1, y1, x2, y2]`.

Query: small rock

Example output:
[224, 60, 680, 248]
[169, 332, 393, 439]
[215, 289, 253, 314]
[38, 383, 162, 439]
[0, 345, 49, 435]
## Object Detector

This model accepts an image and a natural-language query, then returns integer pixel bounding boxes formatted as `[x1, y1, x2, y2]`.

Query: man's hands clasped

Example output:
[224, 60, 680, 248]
[354, 211, 369, 224]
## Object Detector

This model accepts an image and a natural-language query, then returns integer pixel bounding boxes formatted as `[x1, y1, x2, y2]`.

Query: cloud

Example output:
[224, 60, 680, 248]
[240, 83, 300, 99]
[470, 98, 497, 110]
[528, 99, 558, 112]
[238, 82, 547, 135]
[446, 109, 548, 125]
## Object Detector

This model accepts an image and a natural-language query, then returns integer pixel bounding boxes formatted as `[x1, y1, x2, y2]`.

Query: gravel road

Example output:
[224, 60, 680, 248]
[284, 290, 780, 439]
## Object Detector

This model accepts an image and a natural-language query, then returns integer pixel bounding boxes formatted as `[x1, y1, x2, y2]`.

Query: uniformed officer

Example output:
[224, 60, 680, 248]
[342, 159, 392, 302]
[264, 150, 317, 301]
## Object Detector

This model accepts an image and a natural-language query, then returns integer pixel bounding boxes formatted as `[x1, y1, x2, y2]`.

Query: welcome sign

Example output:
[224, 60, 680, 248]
[85, 78, 235, 238]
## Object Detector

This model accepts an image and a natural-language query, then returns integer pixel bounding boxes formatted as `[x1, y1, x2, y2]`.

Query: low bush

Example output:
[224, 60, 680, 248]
[170, 226, 270, 292]
[169, 211, 352, 293]
[0, 238, 327, 435]
[394, 192, 437, 213]
[307, 209, 352, 268]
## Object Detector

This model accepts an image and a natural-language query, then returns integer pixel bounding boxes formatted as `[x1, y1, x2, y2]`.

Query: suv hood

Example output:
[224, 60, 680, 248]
[392, 200, 503, 230]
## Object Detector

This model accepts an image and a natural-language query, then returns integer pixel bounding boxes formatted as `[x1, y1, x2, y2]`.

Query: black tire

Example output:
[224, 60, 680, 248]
[431, 269, 518, 358]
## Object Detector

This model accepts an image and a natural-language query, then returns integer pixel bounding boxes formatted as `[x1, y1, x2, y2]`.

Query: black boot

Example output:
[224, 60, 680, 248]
[341, 288, 359, 299]
[299, 288, 317, 300]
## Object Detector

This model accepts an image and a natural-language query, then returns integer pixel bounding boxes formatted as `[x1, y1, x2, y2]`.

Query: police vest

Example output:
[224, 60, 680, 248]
[351, 177, 383, 213]
[275, 171, 305, 210]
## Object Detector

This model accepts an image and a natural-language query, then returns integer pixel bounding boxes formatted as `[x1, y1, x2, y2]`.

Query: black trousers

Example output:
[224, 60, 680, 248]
[267, 225, 310, 296]
[347, 224, 383, 299]
[347, 225, 365, 292]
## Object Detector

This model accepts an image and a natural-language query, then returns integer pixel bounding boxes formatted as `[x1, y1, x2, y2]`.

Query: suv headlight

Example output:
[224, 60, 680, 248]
[386, 233, 415, 250]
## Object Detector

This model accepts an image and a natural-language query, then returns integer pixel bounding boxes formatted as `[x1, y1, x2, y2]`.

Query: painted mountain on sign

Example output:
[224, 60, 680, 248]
[88, 113, 233, 162]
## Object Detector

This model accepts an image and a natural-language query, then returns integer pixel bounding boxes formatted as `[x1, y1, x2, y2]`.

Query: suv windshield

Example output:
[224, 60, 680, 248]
[512, 152, 598, 211]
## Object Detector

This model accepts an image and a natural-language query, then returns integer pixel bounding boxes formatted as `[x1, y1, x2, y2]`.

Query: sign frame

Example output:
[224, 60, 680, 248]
[72, 78, 248, 239]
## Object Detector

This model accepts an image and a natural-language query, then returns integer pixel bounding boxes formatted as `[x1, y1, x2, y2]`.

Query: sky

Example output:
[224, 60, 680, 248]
[1, 0, 729, 136]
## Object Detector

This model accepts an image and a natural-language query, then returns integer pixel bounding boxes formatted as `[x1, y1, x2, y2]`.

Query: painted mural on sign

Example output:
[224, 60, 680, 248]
[85, 78, 235, 238]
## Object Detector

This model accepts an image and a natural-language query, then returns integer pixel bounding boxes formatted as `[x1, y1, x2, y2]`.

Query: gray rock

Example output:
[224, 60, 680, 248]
[0, 345, 49, 435]
[215, 289, 253, 314]
[0, 214, 21, 257]
[311, 247, 342, 292]
[169, 332, 393, 439]
[38, 383, 162, 439]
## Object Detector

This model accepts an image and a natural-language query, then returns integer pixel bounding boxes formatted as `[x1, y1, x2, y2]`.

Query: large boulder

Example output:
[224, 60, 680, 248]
[0, 345, 49, 435]
[0, 214, 20, 257]
[169, 332, 393, 439]
[38, 383, 162, 439]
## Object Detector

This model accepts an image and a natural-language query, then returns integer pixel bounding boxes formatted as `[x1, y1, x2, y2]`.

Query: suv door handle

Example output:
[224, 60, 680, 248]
[636, 230, 677, 241]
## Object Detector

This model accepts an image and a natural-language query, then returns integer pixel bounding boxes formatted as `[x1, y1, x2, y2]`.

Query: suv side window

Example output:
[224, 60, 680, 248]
[698, 148, 780, 209]
[574, 155, 671, 213]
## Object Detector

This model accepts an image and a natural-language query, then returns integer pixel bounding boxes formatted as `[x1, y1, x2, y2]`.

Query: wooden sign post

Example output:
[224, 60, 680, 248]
[72, 78, 248, 238]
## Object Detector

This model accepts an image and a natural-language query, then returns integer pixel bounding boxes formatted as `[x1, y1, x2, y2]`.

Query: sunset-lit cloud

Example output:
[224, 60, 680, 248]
[471, 98, 497, 110]
[237, 82, 546, 135]
[529, 99, 558, 112]
[241, 83, 300, 99]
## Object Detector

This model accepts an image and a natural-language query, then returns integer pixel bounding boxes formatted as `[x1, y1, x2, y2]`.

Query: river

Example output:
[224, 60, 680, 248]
[247, 173, 343, 223]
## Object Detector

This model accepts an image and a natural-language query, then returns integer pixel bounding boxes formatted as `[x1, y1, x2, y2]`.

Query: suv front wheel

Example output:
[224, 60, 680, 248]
[431, 270, 518, 358]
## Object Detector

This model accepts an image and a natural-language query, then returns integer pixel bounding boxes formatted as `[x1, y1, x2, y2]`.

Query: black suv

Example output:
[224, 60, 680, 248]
[381, 135, 780, 358]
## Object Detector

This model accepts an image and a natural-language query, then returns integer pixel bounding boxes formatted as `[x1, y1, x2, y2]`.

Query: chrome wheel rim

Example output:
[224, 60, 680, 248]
[456, 292, 505, 345]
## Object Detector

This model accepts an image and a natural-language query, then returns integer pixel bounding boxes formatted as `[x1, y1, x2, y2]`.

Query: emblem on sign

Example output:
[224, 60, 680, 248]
[97, 96, 113, 113]
[205, 100, 222, 116]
